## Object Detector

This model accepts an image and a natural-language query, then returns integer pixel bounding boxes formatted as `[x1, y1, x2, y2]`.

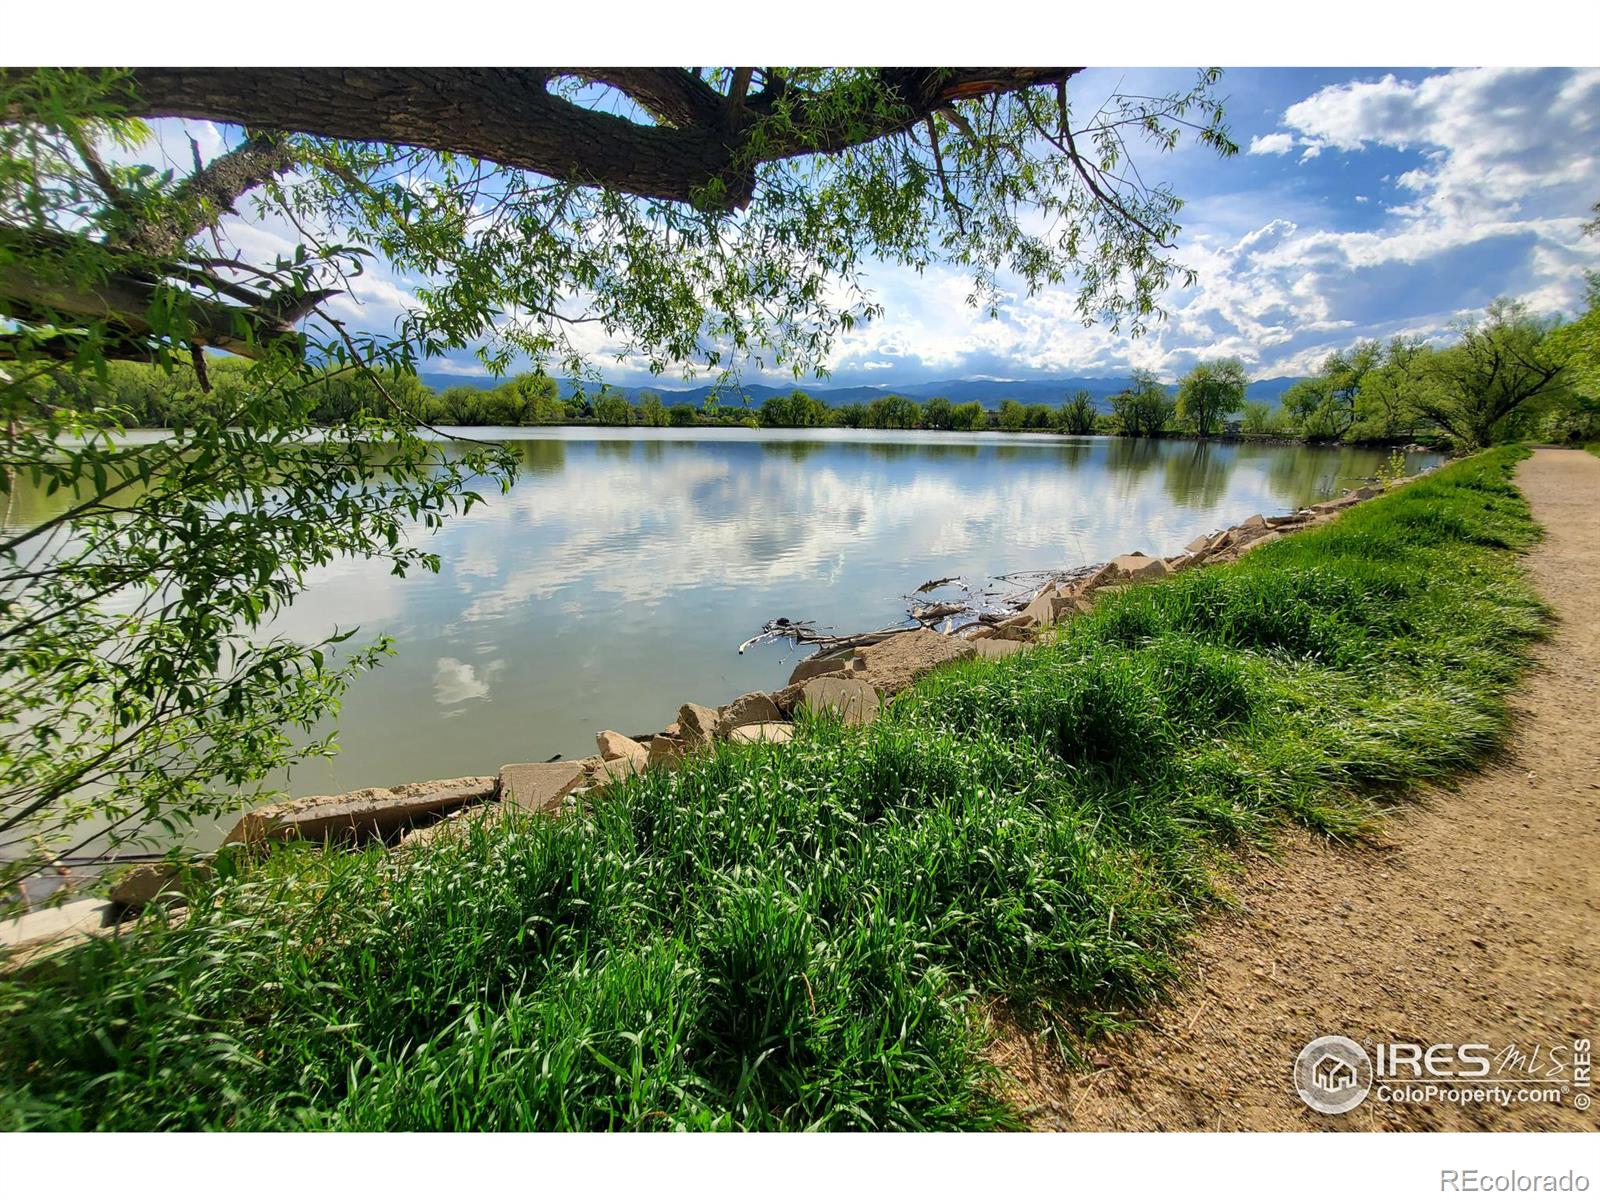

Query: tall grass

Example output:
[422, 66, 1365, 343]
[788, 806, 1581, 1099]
[0, 448, 1546, 1130]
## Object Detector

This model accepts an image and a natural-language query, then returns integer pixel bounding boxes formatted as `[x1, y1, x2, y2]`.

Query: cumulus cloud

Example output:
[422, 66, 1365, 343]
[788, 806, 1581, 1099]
[1280, 68, 1600, 217]
[1112, 69, 1600, 379]
[783, 68, 1600, 387]
[1247, 132, 1295, 156]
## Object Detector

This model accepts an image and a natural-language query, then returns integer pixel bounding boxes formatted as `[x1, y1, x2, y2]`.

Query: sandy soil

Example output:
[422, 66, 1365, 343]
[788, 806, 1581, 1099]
[992, 448, 1599, 1131]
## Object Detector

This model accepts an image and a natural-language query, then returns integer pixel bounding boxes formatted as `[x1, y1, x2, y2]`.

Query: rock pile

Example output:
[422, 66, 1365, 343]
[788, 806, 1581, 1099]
[957, 475, 1416, 646]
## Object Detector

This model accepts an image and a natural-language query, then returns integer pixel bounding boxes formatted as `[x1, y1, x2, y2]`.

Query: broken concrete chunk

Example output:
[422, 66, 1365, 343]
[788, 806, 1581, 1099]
[797, 676, 880, 726]
[647, 735, 686, 769]
[107, 862, 214, 910]
[399, 806, 485, 850]
[223, 777, 497, 846]
[676, 702, 720, 745]
[0, 898, 116, 953]
[1309, 494, 1360, 513]
[499, 761, 587, 815]
[845, 628, 976, 695]
[596, 730, 647, 763]
[727, 722, 794, 744]
[1069, 561, 1121, 598]
[1049, 594, 1094, 621]
[588, 750, 647, 786]
[1017, 584, 1058, 627]
[1109, 553, 1171, 582]
[1239, 530, 1285, 555]
[786, 644, 860, 686]
[714, 692, 782, 736]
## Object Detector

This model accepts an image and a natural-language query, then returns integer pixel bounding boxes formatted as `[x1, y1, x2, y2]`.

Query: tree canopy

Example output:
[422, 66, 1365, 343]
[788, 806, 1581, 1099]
[1415, 298, 1568, 449]
[1110, 369, 1173, 437]
[1, 68, 1236, 382]
[1175, 357, 1245, 436]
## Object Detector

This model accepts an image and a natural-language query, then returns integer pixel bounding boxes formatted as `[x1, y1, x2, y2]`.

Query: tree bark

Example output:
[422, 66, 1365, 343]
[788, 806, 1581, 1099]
[124, 133, 294, 257]
[111, 68, 1080, 210]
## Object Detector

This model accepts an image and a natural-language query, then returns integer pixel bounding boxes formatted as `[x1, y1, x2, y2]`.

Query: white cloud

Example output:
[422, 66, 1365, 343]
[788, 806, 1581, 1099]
[432, 656, 493, 706]
[1280, 68, 1600, 218]
[1247, 132, 1295, 156]
[808, 69, 1600, 384]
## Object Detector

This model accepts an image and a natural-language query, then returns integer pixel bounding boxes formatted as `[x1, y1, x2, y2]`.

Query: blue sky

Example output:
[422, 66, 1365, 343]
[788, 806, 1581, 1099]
[804, 67, 1600, 388]
[147, 67, 1600, 388]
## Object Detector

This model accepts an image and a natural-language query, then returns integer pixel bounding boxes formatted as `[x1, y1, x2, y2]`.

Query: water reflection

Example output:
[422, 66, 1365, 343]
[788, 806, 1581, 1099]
[1163, 443, 1232, 511]
[762, 440, 827, 463]
[518, 440, 566, 473]
[4, 427, 1440, 814]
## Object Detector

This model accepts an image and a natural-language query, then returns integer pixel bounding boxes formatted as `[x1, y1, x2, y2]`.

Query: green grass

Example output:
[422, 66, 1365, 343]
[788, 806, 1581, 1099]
[0, 447, 1547, 1130]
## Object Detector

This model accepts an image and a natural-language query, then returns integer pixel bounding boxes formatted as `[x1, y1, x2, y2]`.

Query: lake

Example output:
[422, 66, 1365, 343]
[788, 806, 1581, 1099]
[4, 427, 1441, 847]
[251, 429, 1434, 801]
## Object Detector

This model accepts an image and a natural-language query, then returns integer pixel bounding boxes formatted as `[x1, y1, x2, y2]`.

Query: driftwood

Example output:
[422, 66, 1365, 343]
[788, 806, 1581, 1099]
[910, 601, 965, 622]
[737, 620, 911, 656]
[739, 560, 1109, 658]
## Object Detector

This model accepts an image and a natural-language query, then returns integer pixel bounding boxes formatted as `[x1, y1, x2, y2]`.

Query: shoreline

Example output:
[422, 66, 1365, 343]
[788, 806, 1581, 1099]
[2, 460, 1439, 935]
[102, 419, 1444, 450]
[0, 447, 1548, 1131]
[1004, 448, 1598, 1132]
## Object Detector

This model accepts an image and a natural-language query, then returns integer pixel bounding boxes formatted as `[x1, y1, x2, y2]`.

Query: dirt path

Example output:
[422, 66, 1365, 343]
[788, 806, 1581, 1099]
[994, 448, 1599, 1131]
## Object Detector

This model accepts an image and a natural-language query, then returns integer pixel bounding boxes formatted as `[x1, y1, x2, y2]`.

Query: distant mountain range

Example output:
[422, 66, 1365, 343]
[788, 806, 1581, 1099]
[418, 372, 1308, 410]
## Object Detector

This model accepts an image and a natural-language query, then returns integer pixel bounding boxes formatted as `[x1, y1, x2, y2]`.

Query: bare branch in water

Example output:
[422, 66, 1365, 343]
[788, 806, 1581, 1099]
[738, 561, 1106, 658]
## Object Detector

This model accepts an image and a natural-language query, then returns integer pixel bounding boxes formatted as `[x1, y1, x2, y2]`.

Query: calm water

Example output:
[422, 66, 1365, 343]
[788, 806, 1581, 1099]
[257, 429, 1434, 799]
[9, 428, 1440, 842]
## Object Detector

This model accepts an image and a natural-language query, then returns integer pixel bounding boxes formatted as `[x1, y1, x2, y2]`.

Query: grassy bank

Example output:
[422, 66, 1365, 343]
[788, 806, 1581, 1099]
[0, 448, 1546, 1130]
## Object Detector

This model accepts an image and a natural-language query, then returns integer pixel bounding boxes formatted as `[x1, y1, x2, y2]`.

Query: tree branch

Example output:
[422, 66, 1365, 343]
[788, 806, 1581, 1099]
[571, 68, 725, 128]
[0, 249, 320, 361]
[122, 133, 295, 257]
[100, 68, 1083, 211]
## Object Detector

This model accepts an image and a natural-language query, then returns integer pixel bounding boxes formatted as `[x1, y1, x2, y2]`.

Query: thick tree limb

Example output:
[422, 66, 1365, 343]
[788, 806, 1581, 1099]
[0, 126, 300, 363]
[569, 68, 726, 129]
[109, 68, 1082, 210]
[1, 67, 1089, 365]
[116, 68, 741, 207]
[123, 133, 294, 257]
[0, 254, 325, 361]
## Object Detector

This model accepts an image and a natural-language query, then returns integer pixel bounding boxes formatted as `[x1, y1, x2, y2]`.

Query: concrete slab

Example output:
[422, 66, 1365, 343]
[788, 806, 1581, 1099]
[499, 761, 588, 814]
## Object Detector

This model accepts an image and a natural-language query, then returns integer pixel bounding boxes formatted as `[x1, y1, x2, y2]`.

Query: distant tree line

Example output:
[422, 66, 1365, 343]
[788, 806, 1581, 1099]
[20, 294, 1596, 452]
